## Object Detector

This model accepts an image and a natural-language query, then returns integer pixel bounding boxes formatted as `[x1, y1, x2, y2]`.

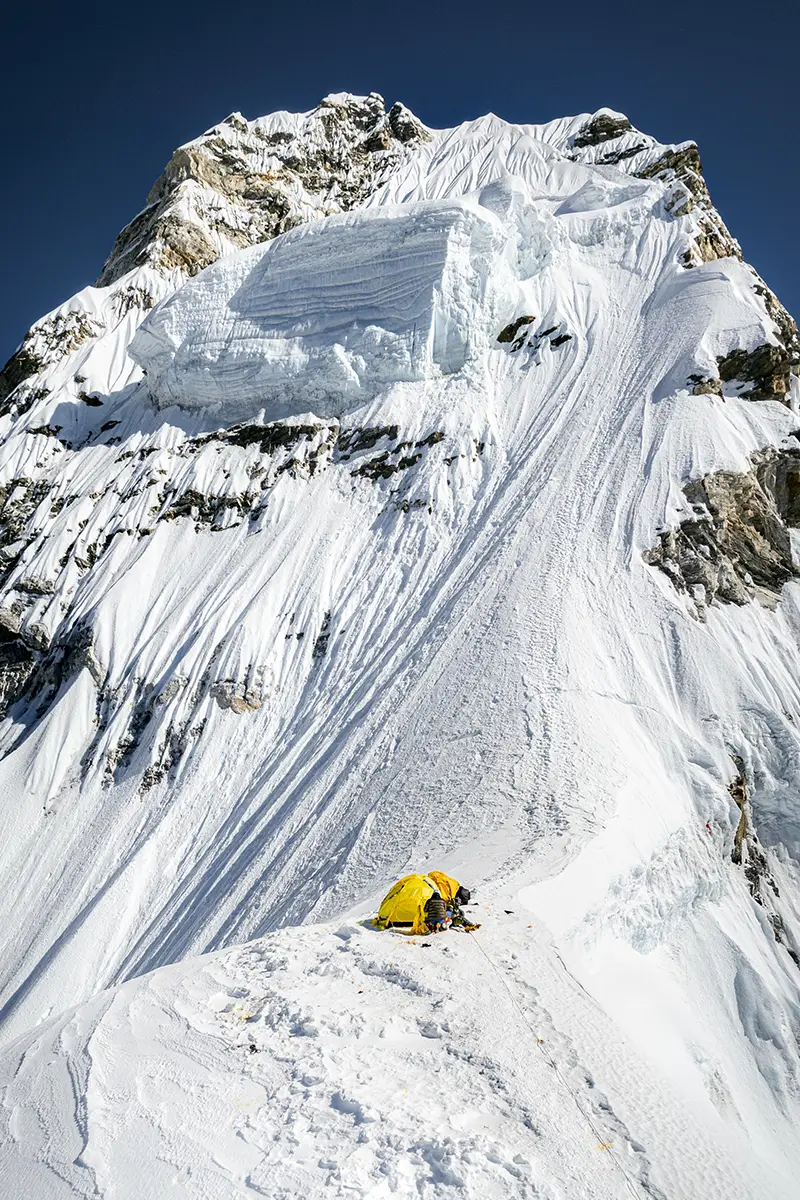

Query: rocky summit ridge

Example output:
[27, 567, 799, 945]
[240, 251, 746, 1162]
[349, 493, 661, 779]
[98, 93, 430, 286]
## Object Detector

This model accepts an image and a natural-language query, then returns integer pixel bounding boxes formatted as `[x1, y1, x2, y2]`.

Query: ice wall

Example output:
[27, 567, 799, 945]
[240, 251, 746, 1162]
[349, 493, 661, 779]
[130, 199, 512, 419]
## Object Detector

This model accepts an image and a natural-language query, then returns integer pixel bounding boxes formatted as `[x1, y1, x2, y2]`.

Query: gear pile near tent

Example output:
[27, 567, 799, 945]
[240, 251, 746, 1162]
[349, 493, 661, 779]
[374, 871, 477, 934]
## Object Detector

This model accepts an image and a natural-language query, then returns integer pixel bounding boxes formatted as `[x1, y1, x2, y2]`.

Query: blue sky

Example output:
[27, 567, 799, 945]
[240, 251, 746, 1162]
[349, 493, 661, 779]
[1, 0, 797, 363]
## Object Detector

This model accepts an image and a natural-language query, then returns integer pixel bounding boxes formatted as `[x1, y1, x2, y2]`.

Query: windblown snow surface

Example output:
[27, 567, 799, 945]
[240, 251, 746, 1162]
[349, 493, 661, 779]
[2, 96, 800, 1198]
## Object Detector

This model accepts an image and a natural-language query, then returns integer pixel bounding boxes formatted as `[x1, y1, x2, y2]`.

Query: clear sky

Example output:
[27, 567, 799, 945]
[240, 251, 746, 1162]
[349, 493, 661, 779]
[1, 0, 797, 363]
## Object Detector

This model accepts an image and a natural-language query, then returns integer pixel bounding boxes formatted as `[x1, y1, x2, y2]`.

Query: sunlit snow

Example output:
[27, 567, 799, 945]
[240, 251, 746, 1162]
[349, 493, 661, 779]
[1, 95, 800, 1200]
[130, 199, 517, 419]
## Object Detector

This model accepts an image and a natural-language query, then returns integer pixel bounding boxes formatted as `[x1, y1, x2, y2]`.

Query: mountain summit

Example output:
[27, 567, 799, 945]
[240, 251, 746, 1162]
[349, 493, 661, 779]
[1, 93, 800, 1198]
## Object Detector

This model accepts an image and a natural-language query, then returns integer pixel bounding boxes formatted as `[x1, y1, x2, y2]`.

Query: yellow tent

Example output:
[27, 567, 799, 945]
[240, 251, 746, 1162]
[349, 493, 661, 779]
[428, 870, 461, 906]
[374, 874, 439, 935]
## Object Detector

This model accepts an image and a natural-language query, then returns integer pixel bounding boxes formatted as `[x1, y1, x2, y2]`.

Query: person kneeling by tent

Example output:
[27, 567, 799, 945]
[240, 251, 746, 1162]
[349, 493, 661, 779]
[375, 871, 479, 934]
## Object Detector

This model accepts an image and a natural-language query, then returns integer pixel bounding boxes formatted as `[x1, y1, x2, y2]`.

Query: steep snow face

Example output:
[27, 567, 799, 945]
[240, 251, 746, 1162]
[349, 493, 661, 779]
[130, 199, 516, 419]
[1, 95, 800, 1199]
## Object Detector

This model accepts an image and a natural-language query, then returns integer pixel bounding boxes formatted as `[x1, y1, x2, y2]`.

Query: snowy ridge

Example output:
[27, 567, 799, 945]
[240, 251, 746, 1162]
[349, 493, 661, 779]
[1, 94, 800, 1198]
[2, 887, 799, 1199]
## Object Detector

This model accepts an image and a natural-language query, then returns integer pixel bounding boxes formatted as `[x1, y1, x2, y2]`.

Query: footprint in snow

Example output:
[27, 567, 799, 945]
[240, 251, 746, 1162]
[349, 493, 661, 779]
[418, 1019, 448, 1039]
[330, 1091, 376, 1124]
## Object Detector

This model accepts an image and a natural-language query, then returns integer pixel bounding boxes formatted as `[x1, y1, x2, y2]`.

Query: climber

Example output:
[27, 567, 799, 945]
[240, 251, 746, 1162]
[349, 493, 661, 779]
[428, 870, 474, 931]
[374, 871, 478, 934]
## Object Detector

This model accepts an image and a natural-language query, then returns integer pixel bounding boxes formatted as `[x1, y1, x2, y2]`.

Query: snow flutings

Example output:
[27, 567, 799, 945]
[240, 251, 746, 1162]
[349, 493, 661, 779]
[1, 94, 800, 1200]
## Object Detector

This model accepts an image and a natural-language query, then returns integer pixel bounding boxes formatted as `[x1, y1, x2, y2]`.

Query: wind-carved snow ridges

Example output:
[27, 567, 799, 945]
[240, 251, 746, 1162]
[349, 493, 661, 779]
[5, 105, 800, 1196]
[1, 100, 798, 793]
[0, 405, 450, 801]
[567, 109, 800, 412]
[0, 99, 796, 787]
[0, 93, 441, 782]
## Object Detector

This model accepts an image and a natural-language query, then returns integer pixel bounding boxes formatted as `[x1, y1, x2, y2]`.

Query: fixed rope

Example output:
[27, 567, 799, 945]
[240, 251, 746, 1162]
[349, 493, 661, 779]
[470, 930, 645, 1200]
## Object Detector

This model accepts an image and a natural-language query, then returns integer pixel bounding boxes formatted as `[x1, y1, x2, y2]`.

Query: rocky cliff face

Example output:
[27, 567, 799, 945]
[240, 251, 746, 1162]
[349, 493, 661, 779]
[645, 441, 800, 611]
[98, 93, 429, 286]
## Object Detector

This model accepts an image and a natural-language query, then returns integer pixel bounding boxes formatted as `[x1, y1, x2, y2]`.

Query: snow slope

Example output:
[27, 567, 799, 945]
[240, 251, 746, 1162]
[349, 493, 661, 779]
[4, 880, 799, 1200]
[1, 94, 800, 1197]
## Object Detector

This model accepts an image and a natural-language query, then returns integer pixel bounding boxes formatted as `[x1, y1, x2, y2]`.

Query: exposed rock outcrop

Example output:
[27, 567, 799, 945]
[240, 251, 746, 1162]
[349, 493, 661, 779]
[717, 343, 796, 404]
[687, 373, 723, 397]
[388, 102, 428, 144]
[727, 757, 799, 967]
[497, 315, 535, 345]
[755, 279, 800, 365]
[210, 680, 263, 713]
[693, 281, 800, 407]
[0, 309, 102, 413]
[97, 93, 429, 287]
[496, 316, 573, 358]
[0, 619, 103, 726]
[0, 632, 36, 717]
[311, 612, 332, 659]
[636, 143, 741, 266]
[572, 112, 633, 148]
[716, 280, 800, 407]
[0, 407, 450, 740]
[644, 442, 800, 608]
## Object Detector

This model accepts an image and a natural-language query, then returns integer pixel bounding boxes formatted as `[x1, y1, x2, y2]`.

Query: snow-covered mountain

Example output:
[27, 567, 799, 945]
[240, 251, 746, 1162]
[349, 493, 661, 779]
[2, 92, 800, 1198]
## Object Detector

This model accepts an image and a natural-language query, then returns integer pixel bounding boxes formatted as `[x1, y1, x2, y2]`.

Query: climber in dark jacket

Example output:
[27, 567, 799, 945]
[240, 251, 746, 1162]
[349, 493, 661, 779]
[424, 891, 448, 932]
[424, 876, 475, 933]
[448, 885, 473, 928]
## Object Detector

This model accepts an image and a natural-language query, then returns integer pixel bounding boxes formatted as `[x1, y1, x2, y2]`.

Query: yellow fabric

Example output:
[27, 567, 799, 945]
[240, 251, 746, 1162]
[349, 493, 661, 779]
[375, 873, 437, 935]
[427, 871, 461, 906]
